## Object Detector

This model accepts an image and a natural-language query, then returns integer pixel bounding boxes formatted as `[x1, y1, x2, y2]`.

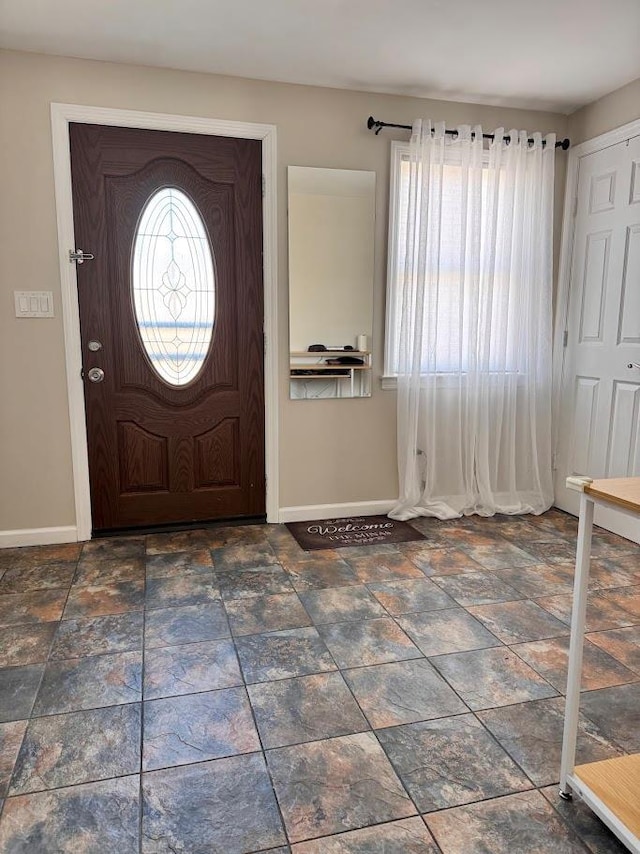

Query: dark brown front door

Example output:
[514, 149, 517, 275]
[69, 123, 265, 532]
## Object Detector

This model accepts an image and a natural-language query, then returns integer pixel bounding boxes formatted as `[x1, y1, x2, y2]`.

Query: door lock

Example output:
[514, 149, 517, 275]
[88, 340, 102, 352]
[87, 367, 105, 383]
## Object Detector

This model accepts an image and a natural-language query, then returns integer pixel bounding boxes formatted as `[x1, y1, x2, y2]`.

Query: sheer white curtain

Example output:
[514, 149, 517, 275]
[390, 120, 555, 520]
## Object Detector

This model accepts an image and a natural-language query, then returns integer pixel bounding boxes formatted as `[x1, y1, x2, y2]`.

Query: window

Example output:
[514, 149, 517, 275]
[132, 187, 215, 387]
[384, 141, 514, 384]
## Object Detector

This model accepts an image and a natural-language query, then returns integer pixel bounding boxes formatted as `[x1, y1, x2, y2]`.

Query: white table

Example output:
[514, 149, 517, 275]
[559, 476, 640, 853]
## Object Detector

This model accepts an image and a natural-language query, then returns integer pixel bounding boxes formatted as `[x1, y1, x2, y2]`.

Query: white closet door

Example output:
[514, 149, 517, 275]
[555, 135, 640, 542]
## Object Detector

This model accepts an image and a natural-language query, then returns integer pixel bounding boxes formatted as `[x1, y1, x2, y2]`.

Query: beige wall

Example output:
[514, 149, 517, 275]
[0, 49, 569, 531]
[569, 76, 640, 144]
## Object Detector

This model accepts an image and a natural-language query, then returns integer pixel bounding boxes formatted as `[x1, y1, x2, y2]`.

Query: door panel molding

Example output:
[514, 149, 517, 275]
[51, 103, 278, 539]
[553, 117, 640, 542]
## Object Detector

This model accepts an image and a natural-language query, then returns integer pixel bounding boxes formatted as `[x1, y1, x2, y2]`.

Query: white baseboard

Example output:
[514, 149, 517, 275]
[0, 526, 79, 549]
[278, 499, 396, 523]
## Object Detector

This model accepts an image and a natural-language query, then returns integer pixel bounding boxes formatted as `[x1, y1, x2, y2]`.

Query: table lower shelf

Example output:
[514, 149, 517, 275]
[569, 754, 640, 852]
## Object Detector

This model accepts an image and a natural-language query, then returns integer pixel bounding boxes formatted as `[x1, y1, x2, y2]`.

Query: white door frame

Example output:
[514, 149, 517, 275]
[50, 103, 279, 540]
[553, 116, 640, 509]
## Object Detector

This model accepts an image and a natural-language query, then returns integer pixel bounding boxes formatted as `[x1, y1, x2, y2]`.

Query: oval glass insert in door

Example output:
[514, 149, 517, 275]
[132, 187, 215, 386]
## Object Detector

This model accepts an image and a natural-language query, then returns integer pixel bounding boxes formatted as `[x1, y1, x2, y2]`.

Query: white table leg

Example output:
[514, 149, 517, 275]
[559, 491, 595, 796]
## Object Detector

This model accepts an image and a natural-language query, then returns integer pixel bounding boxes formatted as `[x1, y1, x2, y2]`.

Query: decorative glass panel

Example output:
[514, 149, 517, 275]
[132, 187, 215, 386]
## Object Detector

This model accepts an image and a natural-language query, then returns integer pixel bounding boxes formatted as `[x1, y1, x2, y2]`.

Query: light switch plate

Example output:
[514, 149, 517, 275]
[14, 291, 54, 318]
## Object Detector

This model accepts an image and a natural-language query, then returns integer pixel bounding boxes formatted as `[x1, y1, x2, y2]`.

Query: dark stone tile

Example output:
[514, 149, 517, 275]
[599, 585, 640, 619]
[338, 542, 402, 558]
[402, 547, 485, 576]
[587, 626, 640, 674]
[236, 626, 336, 683]
[145, 529, 211, 554]
[378, 714, 531, 812]
[143, 687, 259, 771]
[278, 550, 345, 572]
[522, 539, 583, 564]
[145, 549, 213, 578]
[511, 636, 638, 692]
[535, 592, 637, 632]
[267, 732, 416, 843]
[0, 590, 67, 627]
[588, 557, 640, 591]
[397, 608, 500, 657]
[345, 553, 425, 583]
[318, 618, 421, 668]
[284, 558, 359, 592]
[477, 696, 622, 786]
[492, 563, 575, 598]
[144, 601, 229, 648]
[343, 658, 467, 728]
[466, 600, 570, 644]
[431, 647, 557, 710]
[0, 563, 76, 594]
[212, 542, 279, 571]
[437, 526, 507, 547]
[589, 528, 640, 557]
[73, 556, 144, 586]
[299, 585, 385, 624]
[145, 574, 219, 610]
[216, 565, 293, 601]
[33, 651, 141, 715]
[10, 704, 141, 794]
[540, 785, 630, 854]
[0, 543, 81, 573]
[142, 753, 285, 853]
[225, 592, 312, 636]
[290, 817, 439, 853]
[144, 638, 242, 699]
[425, 790, 587, 854]
[247, 672, 368, 748]
[431, 572, 523, 606]
[527, 509, 579, 538]
[366, 578, 456, 615]
[0, 720, 27, 798]
[579, 682, 640, 752]
[0, 624, 57, 667]
[63, 581, 144, 619]
[0, 775, 140, 853]
[0, 666, 43, 723]
[407, 517, 474, 544]
[82, 536, 145, 560]
[460, 543, 538, 570]
[208, 524, 270, 548]
[50, 612, 143, 659]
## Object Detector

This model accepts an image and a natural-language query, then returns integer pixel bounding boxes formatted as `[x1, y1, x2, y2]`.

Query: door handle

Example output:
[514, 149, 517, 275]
[87, 367, 105, 383]
[627, 363, 640, 370]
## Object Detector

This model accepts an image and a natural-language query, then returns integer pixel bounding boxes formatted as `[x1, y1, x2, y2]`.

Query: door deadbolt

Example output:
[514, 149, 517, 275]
[88, 340, 102, 352]
[87, 367, 105, 383]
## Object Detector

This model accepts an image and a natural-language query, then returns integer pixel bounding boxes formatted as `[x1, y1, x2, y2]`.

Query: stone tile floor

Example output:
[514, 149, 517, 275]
[0, 510, 638, 852]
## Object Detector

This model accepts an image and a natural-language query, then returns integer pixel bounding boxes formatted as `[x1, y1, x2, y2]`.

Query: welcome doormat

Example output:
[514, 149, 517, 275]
[286, 515, 426, 551]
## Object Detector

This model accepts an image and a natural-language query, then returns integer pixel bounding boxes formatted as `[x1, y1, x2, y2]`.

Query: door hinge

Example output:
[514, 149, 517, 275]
[261, 175, 266, 198]
[563, 329, 569, 348]
[69, 249, 95, 265]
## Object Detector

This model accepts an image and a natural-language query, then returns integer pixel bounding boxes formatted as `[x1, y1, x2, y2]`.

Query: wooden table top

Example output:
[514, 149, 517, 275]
[585, 478, 640, 514]
[575, 754, 640, 839]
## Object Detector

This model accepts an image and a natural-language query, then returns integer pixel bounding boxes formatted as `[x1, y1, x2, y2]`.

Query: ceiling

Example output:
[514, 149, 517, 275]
[2, 0, 640, 114]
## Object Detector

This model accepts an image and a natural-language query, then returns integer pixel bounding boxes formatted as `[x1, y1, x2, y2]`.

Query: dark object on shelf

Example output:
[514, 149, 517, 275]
[308, 344, 327, 352]
[326, 356, 364, 366]
[291, 368, 350, 376]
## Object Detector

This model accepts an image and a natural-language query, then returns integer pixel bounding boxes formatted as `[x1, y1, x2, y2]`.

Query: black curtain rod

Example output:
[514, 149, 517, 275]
[367, 116, 570, 150]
